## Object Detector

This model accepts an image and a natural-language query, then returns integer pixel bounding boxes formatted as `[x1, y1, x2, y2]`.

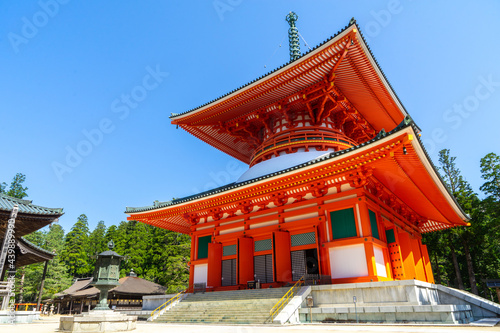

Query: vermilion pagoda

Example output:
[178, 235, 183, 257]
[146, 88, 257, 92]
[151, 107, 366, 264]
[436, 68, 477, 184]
[126, 18, 468, 291]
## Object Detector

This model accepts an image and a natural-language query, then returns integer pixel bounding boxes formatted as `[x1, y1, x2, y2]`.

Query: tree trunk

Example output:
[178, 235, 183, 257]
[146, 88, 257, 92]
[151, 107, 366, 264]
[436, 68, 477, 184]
[462, 237, 479, 295]
[433, 252, 442, 285]
[448, 234, 464, 289]
[18, 269, 25, 303]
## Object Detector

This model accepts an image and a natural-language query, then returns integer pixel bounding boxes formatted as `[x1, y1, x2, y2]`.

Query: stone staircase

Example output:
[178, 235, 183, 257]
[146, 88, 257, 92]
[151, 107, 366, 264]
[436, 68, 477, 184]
[155, 288, 289, 324]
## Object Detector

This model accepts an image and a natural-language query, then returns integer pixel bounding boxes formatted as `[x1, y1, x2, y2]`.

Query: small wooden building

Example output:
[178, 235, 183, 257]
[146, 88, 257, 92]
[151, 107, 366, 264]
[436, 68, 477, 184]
[54, 271, 166, 314]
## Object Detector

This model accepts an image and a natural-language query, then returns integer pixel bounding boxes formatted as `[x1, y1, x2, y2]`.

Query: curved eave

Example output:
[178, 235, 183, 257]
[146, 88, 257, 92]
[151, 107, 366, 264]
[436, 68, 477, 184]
[126, 124, 467, 233]
[13, 237, 55, 269]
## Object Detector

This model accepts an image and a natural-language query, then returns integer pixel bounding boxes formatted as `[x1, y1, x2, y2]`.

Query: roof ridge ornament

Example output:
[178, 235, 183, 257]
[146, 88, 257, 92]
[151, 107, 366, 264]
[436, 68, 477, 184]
[285, 11, 300, 61]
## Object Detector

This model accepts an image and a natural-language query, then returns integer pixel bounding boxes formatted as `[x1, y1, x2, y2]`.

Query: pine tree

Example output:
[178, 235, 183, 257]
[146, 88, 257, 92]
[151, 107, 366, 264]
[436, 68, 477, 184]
[7, 173, 28, 199]
[61, 214, 92, 277]
[0, 173, 28, 199]
[18, 225, 72, 302]
[87, 221, 108, 269]
[437, 149, 481, 294]
[44, 224, 72, 298]
[480, 152, 500, 201]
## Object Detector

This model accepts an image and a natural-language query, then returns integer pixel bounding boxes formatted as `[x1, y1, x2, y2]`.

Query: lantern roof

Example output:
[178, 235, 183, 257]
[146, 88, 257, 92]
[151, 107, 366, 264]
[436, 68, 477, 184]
[97, 240, 123, 258]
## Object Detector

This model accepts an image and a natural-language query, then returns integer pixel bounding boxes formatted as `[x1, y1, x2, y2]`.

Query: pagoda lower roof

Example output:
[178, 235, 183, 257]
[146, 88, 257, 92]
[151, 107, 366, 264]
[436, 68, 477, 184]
[15, 237, 55, 267]
[171, 19, 410, 164]
[126, 120, 469, 234]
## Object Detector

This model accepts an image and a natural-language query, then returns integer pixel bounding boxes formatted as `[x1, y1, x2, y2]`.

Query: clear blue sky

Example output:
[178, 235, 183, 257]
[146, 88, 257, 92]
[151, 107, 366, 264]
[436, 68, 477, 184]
[1, 1, 499, 233]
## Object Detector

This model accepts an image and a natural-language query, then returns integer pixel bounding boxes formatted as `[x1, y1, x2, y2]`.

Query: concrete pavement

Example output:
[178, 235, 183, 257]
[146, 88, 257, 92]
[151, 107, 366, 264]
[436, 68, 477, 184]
[0, 317, 499, 333]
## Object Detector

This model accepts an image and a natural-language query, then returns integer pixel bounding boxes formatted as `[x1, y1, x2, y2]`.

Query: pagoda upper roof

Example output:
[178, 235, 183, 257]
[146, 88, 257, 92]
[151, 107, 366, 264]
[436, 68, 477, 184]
[171, 19, 410, 164]
[126, 119, 469, 234]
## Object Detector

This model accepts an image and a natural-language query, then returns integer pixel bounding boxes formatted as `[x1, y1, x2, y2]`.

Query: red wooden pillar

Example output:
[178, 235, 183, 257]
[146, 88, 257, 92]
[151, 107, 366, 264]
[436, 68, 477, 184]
[238, 237, 254, 285]
[188, 235, 196, 290]
[358, 201, 377, 278]
[420, 244, 434, 283]
[363, 242, 377, 278]
[411, 237, 427, 282]
[207, 243, 222, 288]
[358, 201, 373, 238]
[273, 231, 292, 282]
[188, 264, 194, 290]
[398, 231, 416, 280]
[386, 227, 405, 280]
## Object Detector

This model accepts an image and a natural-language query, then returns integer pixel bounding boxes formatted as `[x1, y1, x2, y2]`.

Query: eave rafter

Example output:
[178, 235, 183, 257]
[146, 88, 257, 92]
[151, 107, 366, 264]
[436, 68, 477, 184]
[209, 73, 377, 149]
[366, 178, 426, 237]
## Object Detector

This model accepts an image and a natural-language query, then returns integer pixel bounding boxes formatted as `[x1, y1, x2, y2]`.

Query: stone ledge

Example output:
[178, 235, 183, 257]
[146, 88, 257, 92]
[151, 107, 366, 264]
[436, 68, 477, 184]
[59, 311, 137, 332]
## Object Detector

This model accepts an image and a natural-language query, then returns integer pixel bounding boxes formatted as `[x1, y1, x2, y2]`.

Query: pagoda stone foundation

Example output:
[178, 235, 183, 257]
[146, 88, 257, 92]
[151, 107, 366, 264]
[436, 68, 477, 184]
[283, 280, 500, 324]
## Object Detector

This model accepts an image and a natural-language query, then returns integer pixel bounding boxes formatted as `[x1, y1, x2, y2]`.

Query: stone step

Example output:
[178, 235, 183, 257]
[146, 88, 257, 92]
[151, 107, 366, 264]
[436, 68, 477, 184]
[166, 308, 271, 313]
[159, 311, 271, 317]
[172, 302, 279, 308]
[158, 316, 271, 322]
[184, 294, 286, 300]
[158, 313, 269, 319]
[153, 288, 289, 324]
[157, 316, 271, 322]
[161, 311, 270, 317]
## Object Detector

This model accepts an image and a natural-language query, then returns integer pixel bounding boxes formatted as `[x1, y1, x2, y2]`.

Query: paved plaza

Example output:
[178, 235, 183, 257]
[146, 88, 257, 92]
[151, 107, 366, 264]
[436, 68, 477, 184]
[0, 317, 499, 333]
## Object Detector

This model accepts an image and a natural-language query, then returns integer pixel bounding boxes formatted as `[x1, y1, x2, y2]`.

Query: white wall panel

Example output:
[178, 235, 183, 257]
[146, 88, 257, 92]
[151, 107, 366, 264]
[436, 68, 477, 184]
[374, 246, 387, 278]
[193, 263, 208, 284]
[329, 244, 368, 279]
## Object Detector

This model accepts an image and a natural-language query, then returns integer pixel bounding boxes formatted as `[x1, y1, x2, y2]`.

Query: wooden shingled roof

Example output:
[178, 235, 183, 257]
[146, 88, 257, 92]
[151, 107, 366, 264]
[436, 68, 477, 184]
[55, 275, 167, 298]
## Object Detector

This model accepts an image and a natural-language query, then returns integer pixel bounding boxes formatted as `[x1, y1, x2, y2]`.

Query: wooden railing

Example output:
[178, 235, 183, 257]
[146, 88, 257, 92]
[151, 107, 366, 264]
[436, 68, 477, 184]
[251, 130, 358, 165]
[15, 303, 42, 311]
[269, 276, 305, 322]
[149, 290, 185, 321]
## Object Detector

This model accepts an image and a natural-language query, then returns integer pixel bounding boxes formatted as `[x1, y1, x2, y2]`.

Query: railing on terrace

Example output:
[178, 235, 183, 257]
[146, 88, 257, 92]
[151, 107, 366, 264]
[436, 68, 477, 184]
[269, 275, 305, 322]
[15, 303, 42, 311]
[149, 289, 185, 321]
[303, 274, 331, 286]
[251, 131, 358, 165]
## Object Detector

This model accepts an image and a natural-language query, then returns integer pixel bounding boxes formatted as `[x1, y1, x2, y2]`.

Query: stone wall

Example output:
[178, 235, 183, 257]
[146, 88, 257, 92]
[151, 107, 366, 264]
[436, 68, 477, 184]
[142, 294, 177, 311]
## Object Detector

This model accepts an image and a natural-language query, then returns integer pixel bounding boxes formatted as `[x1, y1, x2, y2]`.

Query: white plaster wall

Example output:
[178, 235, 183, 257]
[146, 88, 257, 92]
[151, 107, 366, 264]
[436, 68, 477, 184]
[374, 246, 387, 277]
[329, 244, 368, 279]
[193, 264, 208, 284]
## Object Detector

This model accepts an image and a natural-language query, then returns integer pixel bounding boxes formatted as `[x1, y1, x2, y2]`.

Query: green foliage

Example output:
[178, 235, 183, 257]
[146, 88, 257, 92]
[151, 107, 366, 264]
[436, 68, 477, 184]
[87, 220, 108, 269]
[16, 224, 72, 302]
[61, 214, 92, 277]
[109, 221, 191, 293]
[4, 174, 190, 299]
[423, 149, 500, 299]
[480, 153, 500, 201]
[1, 173, 28, 199]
